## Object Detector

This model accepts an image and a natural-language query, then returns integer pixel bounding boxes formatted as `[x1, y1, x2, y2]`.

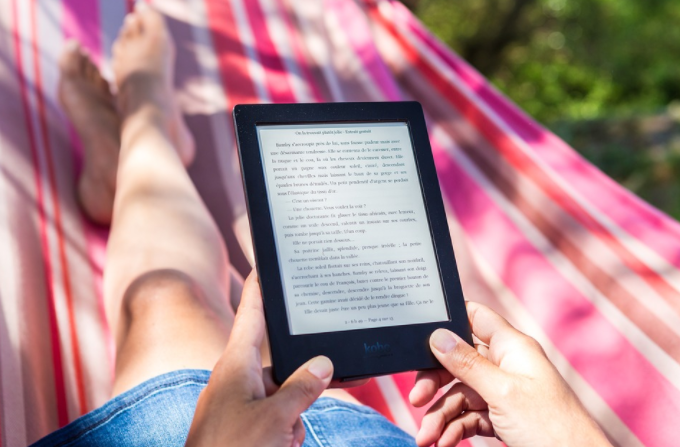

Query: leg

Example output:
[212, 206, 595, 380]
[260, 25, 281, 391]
[106, 6, 231, 396]
[60, 5, 230, 397]
[60, 4, 359, 404]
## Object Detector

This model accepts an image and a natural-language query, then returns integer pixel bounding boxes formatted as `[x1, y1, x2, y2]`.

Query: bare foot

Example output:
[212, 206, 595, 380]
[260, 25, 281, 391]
[59, 41, 119, 225]
[112, 3, 195, 165]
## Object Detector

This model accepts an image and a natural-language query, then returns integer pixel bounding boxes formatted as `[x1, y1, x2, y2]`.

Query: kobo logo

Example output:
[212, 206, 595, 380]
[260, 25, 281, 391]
[363, 341, 392, 358]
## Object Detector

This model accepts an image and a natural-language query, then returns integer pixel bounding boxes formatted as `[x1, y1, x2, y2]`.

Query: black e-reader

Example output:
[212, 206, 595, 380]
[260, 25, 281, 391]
[233, 102, 472, 384]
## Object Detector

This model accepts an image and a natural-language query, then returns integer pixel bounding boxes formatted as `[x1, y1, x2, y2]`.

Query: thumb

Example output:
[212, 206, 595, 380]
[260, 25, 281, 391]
[430, 329, 506, 400]
[269, 356, 333, 421]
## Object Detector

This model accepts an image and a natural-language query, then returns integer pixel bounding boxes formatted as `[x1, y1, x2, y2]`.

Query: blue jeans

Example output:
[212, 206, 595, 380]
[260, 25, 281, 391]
[31, 370, 416, 446]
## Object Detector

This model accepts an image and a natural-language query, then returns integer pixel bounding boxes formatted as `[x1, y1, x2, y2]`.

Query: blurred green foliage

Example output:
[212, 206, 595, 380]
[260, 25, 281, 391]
[409, 0, 680, 219]
[410, 0, 680, 122]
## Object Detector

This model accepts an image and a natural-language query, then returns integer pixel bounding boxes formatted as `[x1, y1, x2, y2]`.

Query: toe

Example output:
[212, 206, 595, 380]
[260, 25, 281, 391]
[84, 58, 98, 81]
[82, 58, 112, 95]
[58, 40, 83, 76]
[135, 2, 167, 35]
[121, 13, 142, 39]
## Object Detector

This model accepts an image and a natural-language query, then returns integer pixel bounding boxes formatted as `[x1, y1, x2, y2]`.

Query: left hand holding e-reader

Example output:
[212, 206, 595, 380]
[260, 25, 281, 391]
[233, 102, 472, 384]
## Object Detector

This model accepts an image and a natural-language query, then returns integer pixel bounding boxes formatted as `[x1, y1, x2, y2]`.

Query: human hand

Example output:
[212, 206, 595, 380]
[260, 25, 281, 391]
[409, 302, 612, 447]
[185, 271, 333, 447]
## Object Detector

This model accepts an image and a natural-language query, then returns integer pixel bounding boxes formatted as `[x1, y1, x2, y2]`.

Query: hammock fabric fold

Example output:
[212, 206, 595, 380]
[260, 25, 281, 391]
[0, 0, 678, 446]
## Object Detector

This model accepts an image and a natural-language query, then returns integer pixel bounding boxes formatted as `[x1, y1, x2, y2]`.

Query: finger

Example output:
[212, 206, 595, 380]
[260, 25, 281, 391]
[475, 343, 490, 359]
[329, 378, 370, 389]
[417, 383, 487, 446]
[434, 410, 494, 447]
[269, 356, 333, 423]
[430, 328, 507, 400]
[223, 270, 265, 370]
[214, 271, 266, 398]
[292, 417, 306, 447]
[465, 301, 522, 346]
[262, 366, 279, 397]
[409, 369, 453, 407]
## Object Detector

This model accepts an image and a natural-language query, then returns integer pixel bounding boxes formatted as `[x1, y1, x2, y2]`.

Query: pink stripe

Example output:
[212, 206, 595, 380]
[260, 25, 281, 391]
[327, 0, 402, 101]
[31, 0, 90, 418]
[60, 0, 115, 380]
[275, 0, 325, 102]
[391, 373, 425, 420]
[432, 141, 680, 446]
[393, 1, 680, 271]
[11, 0, 69, 428]
[62, 0, 102, 64]
[62, 0, 102, 167]
[372, 6, 680, 313]
[83, 224, 114, 377]
[243, 0, 296, 103]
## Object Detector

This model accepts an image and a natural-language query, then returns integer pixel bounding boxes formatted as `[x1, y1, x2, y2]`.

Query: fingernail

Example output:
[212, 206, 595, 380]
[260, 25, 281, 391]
[431, 329, 457, 354]
[307, 356, 333, 380]
[135, 1, 149, 10]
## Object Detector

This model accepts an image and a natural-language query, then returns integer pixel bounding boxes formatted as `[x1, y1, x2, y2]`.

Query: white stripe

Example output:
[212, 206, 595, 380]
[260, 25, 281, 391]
[35, 0, 86, 422]
[431, 118, 680, 337]
[432, 126, 680, 392]
[379, 0, 680, 299]
[48, 0, 115, 412]
[374, 376, 418, 436]
[257, 0, 314, 102]
[447, 215, 646, 447]
[230, 0, 271, 103]
[185, 0, 254, 263]
[322, 3, 385, 102]
[15, 0, 74, 430]
[0, 17, 28, 440]
[380, 0, 680, 351]
[289, 0, 345, 101]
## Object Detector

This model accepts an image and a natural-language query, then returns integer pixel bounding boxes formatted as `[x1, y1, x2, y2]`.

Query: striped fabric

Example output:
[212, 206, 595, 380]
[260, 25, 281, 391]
[0, 0, 678, 446]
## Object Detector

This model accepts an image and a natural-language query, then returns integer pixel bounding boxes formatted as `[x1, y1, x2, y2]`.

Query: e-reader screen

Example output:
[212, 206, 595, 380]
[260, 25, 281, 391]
[256, 122, 450, 335]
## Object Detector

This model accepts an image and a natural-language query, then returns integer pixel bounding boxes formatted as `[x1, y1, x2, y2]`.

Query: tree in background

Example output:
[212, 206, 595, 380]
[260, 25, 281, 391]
[407, 0, 680, 218]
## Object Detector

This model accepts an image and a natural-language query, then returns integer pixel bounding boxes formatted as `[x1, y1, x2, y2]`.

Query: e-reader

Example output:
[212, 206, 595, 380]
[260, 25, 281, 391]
[233, 102, 472, 384]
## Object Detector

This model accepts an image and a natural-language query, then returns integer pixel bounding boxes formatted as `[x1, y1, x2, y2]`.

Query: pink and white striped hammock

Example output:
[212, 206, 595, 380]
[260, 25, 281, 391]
[0, 0, 678, 446]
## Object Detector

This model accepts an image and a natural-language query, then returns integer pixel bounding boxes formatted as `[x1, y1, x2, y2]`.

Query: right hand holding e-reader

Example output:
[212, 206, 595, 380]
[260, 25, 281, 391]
[234, 102, 472, 383]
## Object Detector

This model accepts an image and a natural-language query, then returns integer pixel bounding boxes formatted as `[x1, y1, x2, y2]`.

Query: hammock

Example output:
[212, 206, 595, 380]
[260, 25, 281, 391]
[0, 0, 678, 445]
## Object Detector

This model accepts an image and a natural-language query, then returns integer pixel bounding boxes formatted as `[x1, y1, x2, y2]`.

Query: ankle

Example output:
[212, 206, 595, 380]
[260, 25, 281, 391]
[116, 72, 171, 119]
[120, 105, 172, 152]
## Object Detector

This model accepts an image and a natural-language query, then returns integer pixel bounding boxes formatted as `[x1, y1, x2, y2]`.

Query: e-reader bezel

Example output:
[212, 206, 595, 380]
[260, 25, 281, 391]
[233, 102, 472, 384]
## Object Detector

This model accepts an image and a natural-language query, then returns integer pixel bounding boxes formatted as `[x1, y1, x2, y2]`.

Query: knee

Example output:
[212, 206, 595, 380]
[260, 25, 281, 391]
[121, 269, 205, 321]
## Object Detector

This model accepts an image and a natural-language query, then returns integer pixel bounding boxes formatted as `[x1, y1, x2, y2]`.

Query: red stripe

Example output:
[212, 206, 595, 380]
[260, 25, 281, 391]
[347, 379, 396, 423]
[276, 0, 325, 102]
[205, 0, 259, 106]
[29, 0, 88, 418]
[369, 5, 680, 314]
[61, 0, 116, 398]
[11, 0, 69, 428]
[243, 0, 296, 103]
[399, 5, 680, 270]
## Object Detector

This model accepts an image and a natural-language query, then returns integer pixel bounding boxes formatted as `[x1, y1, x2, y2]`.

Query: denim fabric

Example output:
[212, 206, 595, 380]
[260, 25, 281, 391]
[300, 398, 416, 447]
[31, 370, 416, 447]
